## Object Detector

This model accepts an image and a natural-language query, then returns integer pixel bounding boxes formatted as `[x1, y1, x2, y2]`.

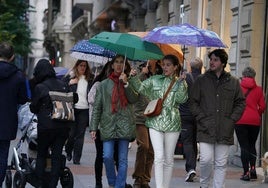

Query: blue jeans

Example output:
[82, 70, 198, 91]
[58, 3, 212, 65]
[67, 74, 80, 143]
[103, 139, 129, 188]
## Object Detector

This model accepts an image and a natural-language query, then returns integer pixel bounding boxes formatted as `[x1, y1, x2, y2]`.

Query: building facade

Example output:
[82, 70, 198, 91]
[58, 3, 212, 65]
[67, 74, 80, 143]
[40, 0, 267, 165]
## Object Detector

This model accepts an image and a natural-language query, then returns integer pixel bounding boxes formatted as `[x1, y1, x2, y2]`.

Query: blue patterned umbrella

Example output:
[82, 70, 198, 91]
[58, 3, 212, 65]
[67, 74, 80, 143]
[70, 40, 116, 64]
[143, 23, 227, 48]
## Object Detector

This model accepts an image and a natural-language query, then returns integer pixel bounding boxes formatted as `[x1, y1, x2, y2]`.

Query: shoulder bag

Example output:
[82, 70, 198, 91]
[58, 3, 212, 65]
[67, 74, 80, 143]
[144, 77, 177, 117]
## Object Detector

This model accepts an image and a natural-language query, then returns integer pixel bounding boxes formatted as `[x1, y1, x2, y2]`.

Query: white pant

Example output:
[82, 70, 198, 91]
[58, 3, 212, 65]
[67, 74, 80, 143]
[199, 142, 230, 188]
[149, 128, 180, 188]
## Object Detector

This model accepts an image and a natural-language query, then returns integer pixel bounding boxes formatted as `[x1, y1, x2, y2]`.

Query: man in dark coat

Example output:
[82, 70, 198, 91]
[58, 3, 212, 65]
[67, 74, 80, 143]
[0, 42, 28, 187]
[190, 49, 245, 188]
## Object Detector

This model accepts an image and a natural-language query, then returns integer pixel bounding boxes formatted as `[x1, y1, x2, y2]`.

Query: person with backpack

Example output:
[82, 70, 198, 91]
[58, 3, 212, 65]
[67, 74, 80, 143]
[30, 59, 77, 188]
[178, 57, 203, 182]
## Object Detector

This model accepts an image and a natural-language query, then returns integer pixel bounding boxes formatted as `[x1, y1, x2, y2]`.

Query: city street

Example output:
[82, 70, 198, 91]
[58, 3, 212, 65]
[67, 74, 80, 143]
[7, 129, 267, 188]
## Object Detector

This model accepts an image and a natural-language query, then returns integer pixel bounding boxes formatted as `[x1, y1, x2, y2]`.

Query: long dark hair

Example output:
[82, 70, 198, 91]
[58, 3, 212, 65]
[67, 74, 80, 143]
[92, 61, 112, 84]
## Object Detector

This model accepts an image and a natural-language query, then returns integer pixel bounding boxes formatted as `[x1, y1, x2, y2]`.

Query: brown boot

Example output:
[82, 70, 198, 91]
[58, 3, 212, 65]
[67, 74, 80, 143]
[141, 183, 151, 188]
[133, 178, 142, 188]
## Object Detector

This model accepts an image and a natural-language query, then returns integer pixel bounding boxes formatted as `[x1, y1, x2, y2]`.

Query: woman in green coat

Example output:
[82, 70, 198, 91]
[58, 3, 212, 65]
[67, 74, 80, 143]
[90, 55, 138, 188]
[125, 55, 188, 188]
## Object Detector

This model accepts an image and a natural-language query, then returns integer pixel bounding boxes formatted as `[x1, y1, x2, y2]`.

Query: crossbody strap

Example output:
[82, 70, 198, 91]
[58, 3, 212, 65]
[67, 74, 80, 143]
[244, 89, 252, 98]
[162, 77, 177, 101]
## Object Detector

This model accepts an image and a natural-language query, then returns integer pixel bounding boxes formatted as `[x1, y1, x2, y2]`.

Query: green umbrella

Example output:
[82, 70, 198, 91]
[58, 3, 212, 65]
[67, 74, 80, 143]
[89, 31, 164, 61]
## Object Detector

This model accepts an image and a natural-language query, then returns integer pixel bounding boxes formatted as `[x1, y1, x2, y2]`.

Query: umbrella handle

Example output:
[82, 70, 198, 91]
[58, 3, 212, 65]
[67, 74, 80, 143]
[122, 53, 127, 73]
[146, 60, 150, 68]
[119, 54, 127, 84]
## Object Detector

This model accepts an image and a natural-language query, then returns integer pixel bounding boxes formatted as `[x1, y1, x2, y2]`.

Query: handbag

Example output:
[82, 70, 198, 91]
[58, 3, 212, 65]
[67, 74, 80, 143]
[43, 82, 75, 122]
[144, 77, 177, 117]
[48, 91, 75, 121]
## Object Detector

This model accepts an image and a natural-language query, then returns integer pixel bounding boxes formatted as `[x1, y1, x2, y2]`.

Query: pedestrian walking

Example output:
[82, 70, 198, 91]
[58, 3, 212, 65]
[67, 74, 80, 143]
[235, 66, 266, 181]
[128, 54, 188, 188]
[90, 55, 138, 188]
[189, 49, 245, 188]
[29, 59, 76, 187]
[178, 57, 203, 182]
[132, 62, 161, 188]
[64, 59, 94, 165]
[0, 42, 28, 188]
[89, 61, 110, 188]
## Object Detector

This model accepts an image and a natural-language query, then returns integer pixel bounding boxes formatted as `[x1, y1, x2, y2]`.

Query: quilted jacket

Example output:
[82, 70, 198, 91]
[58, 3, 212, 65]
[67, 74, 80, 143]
[189, 70, 245, 145]
[129, 74, 188, 132]
[89, 78, 138, 141]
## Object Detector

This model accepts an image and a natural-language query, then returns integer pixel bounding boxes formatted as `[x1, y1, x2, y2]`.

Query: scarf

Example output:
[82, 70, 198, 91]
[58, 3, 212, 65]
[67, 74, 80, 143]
[108, 72, 128, 113]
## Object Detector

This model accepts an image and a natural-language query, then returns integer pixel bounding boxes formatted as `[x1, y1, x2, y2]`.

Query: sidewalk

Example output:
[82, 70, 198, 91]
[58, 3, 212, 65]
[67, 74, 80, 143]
[8, 130, 267, 188]
[67, 137, 267, 188]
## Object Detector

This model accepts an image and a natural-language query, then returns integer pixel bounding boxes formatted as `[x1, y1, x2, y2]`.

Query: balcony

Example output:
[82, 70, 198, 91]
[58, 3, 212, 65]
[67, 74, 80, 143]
[73, 0, 93, 11]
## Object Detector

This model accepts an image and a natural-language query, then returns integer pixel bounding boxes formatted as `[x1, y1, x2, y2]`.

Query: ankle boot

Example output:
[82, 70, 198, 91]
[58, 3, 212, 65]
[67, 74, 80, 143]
[240, 171, 250, 181]
[250, 166, 257, 179]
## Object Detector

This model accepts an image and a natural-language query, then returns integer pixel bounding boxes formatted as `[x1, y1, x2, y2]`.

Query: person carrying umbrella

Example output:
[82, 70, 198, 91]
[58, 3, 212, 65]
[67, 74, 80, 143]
[90, 55, 138, 188]
[124, 54, 188, 188]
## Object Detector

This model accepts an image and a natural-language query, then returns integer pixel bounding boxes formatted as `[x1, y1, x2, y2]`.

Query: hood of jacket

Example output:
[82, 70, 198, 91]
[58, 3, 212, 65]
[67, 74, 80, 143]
[0, 61, 18, 80]
[33, 59, 56, 83]
[240, 77, 256, 90]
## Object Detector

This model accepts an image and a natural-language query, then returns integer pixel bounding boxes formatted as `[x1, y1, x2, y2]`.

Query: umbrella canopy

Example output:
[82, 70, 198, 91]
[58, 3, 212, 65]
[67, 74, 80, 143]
[70, 40, 116, 57]
[89, 32, 164, 61]
[54, 66, 69, 79]
[143, 23, 227, 48]
[70, 40, 116, 65]
[129, 31, 183, 62]
[70, 51, 111, 65]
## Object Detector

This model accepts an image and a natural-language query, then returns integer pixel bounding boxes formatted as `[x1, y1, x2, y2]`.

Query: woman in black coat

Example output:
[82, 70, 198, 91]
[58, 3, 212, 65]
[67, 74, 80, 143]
[30, 59, 74, 188]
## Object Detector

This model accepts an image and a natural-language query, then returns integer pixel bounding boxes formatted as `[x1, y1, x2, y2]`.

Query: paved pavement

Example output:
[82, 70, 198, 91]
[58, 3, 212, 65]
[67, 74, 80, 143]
[7, 130, 268, 188]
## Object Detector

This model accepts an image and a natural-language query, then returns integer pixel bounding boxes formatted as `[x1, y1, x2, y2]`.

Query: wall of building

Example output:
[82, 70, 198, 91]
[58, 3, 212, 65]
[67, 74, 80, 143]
[27, 0, 48, 77]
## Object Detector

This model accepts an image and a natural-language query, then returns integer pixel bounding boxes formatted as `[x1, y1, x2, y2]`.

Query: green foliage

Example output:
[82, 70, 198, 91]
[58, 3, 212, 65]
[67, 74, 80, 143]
[0, 0, 35, 56]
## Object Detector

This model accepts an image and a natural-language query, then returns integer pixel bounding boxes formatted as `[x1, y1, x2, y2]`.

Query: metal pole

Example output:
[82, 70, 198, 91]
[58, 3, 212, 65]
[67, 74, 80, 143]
[180, 3, 186, 70]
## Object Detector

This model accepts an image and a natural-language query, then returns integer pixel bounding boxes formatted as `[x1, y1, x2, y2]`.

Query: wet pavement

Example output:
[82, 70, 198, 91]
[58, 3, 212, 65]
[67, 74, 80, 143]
[7, 130, 268, 188]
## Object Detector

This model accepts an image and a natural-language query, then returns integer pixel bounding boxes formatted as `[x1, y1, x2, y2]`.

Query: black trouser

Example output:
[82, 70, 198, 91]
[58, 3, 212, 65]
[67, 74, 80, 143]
[36, 128, 69, 188]
[180, 115, 197, 172]
[65, 109, 89, 162]
[94, 130, 103, 186]
[0, 140, 10, 186]
[235, 125, 260, 174]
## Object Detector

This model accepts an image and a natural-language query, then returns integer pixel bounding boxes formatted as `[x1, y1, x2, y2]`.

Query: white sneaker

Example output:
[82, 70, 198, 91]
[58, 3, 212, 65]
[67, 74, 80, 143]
[185, 169, 196, 182]
[128, 143, 132, 149]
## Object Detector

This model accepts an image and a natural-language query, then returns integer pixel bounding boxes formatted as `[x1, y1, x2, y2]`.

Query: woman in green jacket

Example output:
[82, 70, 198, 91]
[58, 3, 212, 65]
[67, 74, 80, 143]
[126, 55, 188, 188]
[90, 55, 138, 188]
